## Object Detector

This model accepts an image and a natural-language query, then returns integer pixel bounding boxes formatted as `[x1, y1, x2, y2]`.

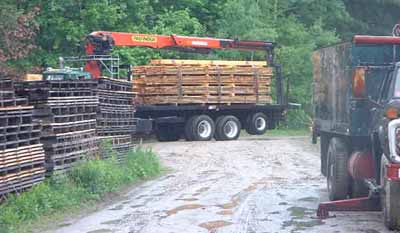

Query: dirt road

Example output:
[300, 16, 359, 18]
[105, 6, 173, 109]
[52, 136, 389, 233]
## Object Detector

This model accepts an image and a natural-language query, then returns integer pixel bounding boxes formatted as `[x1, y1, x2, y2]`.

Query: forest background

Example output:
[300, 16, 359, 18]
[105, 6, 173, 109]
[1, 0, 399, 119]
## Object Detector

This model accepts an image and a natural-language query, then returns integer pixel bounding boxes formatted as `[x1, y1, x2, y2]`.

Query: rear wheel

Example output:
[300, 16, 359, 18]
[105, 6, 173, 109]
[185, 115, 215, 141]
[350, 180, 369, 198]
[381, 155, 400, 230]
[320, 133, 329, 176]
[215, 115, 241, 141]
[326, 137, 350, 200]
[245, 112, 268, 135]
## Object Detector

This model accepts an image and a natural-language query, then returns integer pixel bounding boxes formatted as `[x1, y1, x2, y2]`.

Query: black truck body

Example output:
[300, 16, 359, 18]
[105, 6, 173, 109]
[313, 36, 400, 229]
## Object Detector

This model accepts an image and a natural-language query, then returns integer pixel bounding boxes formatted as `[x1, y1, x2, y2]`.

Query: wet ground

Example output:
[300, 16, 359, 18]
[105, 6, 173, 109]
[51, 136, 390, 233]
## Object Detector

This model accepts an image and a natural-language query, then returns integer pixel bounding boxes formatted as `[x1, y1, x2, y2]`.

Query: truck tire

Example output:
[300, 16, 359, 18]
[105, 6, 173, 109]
[320, 133, 329, 177]
[245, 112, 268, 135]
[327, 137, 350, 200]
[184, 116, 196, 141]
[350, 180, 369, 198]
[381, 155, 400, 230]
[215, 115, 241, 141]
[185, 115, 215, 141]
[155, 124, 180, 142]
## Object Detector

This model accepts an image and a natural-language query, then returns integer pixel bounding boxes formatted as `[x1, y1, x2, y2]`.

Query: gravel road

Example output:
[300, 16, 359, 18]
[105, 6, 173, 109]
[52, 136, 389, 233]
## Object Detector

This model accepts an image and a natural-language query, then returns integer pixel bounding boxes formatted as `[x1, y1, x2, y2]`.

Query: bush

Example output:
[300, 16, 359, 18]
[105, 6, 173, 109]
[279, 109, 312, 130]
[0, 148, 162, 233]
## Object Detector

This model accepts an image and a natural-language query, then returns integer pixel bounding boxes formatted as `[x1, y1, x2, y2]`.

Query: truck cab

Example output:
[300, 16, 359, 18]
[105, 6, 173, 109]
[43, 68, 91, 81]
[313, 36, 400, 229]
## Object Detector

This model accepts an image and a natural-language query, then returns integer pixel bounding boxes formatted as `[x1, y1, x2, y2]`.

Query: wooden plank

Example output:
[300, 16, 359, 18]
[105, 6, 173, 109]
[24, 74, 43, 81]
[149, 59, 267, 67]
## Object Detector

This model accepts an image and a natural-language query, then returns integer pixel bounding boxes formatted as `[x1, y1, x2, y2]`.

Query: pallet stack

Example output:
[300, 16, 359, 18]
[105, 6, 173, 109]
[17, 80, 98, 175]
[96, 78, 136, 161]
[0, 77, 45, 196]
[133, 59, 273, 105]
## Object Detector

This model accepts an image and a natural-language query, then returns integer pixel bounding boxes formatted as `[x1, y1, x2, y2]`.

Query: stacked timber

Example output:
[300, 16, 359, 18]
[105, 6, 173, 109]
[17, 80, 98, 175]
[96, 78, 135, 160]
[0, 76, 45, 196]
[133, 59, 273, 105]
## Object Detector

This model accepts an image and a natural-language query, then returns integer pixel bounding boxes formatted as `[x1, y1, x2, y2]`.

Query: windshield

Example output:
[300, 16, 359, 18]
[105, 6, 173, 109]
[44, 74, 65, 80]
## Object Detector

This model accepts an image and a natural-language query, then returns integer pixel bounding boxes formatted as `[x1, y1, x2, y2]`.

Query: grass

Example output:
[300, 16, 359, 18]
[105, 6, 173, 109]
[0, 148, 162, 233]
[265, 128, 310, 137]
[240, 128, 310, 138]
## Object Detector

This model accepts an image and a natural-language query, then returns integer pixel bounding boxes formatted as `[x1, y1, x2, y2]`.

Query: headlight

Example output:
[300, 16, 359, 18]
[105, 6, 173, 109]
[388, 119, 400, 163]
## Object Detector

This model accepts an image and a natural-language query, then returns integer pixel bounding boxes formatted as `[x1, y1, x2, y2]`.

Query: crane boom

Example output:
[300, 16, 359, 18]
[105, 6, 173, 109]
[84, 31, 276, 78]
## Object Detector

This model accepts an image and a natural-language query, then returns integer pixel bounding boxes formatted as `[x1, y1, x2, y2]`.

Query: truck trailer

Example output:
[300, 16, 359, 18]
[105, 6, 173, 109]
[312, 35, 400, 229]
[78, 31, 288, 141]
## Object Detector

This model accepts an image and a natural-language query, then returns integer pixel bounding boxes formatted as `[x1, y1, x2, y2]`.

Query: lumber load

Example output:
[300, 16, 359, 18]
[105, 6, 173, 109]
[133, 59, 273, 105]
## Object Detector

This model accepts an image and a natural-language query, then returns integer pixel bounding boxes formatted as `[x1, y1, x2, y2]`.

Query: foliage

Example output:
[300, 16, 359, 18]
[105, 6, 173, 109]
[1, 0, 400, 115]
[279, 109, 312, 130]
[0, 148, 162, 233]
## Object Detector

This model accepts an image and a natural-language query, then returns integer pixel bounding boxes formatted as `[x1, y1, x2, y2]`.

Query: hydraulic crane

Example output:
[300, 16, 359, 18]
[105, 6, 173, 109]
[82, 31, 284, 104]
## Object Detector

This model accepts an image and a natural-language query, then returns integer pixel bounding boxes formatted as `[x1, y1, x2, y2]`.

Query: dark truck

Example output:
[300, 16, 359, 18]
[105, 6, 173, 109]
[312, 35, 400, 229]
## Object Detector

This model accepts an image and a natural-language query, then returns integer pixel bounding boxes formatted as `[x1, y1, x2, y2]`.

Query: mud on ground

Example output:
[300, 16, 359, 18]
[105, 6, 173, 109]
[51, 136, 389, 233]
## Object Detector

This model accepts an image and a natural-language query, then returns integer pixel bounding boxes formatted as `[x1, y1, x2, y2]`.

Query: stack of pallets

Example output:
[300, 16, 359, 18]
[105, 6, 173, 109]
[133, 59, 273, 105]
[0, 77, 45, 196]
[96, 78, 135, 160]
[17, 80, 98, 175]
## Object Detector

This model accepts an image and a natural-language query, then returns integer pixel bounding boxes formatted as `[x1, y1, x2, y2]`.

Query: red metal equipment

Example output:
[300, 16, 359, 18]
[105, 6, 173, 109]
[84, 31, 275, 79]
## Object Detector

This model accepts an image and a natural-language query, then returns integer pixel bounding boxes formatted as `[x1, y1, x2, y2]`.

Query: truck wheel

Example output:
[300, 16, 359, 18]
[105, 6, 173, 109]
[185, 115, 215, 141]
[350, 180, 369, 198]
[184, 116, 196, 141]
[245, 112, 268, 135]
[320, 133, 329, 177]
[381, 155, 400, 230]
[155, 124, 180, 142]
[326, 137, 350, 200]
[215, 115, 241, 141]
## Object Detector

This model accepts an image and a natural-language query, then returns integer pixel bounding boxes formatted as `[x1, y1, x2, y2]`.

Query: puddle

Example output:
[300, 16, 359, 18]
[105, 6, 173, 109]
[57, 222, 72, 227]
[130, 204, 145, 209]
[199, 220, 233, 231]
[278, 202, 288, 205]
[108, 205, 123, 211]
[135, 194, 148, 199]
[298, 196, 319, 202]
[195, 187, 210, 193]
[243, 184, 257, 192]
[282, 219, 324, 231]
[166, 204, 205, 216]
[217, 195, 241, 210]
[268, 211, 280, 215]
[216, 210, 234, 216]
[101, 219, 121, 225]
[287, 206, 314, 219]
[86, 229, 113, 233]
[364, 230, 380, 233]
[176, 198, 199, 202]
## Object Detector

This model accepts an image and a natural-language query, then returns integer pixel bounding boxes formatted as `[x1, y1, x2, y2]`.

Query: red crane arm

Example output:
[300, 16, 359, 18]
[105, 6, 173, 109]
[84, 31, 275, 78]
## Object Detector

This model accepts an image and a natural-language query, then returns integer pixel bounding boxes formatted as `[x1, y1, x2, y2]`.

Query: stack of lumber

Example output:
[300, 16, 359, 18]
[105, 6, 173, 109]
[0, 76, 45, 196]
[96, 78, 136, 160]
[17, 80, 98, 175]
[133, 59, 273, 105]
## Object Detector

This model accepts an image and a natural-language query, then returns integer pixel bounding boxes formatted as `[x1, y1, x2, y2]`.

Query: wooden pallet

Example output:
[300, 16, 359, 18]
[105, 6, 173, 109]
[0, 144, 45, 172]
[133, 60, 273, 105]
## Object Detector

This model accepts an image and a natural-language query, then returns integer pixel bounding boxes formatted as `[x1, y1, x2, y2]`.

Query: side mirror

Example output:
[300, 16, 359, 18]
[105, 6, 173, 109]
[352, 67, 366, 98]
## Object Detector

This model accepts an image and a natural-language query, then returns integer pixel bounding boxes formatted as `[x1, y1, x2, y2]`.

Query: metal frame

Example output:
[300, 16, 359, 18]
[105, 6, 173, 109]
[64, 55, 120, 79]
